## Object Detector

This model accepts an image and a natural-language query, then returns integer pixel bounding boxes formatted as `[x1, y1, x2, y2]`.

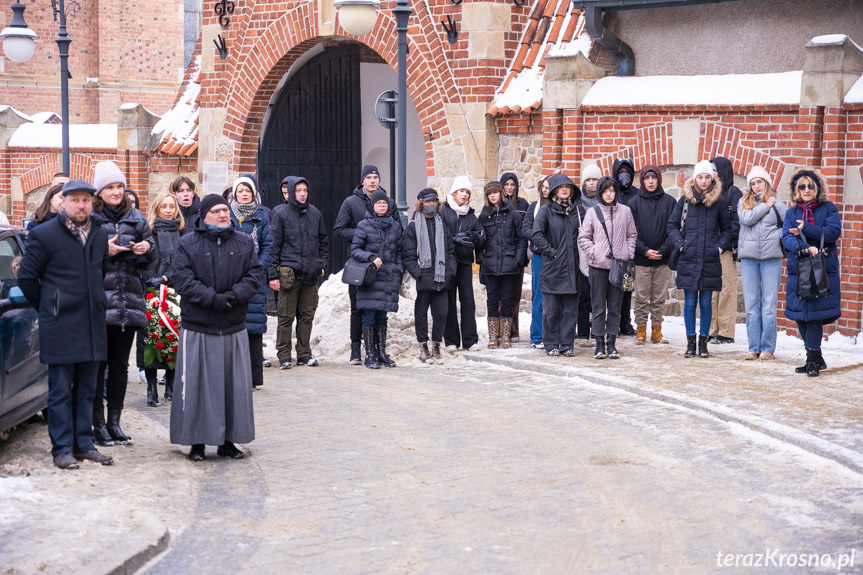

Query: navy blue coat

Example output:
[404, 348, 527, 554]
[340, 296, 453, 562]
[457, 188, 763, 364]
[477, 202, 527, 276]
[351, 215, 404, 312]
[781, 201, 842, 324]
[666, 178, 732, 291]
[17, 215, 109, 365]
[231, 206, 273, 334]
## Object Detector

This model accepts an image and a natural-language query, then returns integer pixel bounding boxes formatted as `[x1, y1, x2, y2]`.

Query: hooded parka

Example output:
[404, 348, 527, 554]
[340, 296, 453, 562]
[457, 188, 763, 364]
[628, 164, 677, 267]
[612, 159, 637, 205]
[500, 172, 530, 213]
[577, 184, 638, 272]
[351, 203, 404, 312]
[230, 201, 273, 335]
[269, 176, 330, 283]
[666, 177, 733, 291]
[711, 157, 743, 257]
[477, 198, 527, 277]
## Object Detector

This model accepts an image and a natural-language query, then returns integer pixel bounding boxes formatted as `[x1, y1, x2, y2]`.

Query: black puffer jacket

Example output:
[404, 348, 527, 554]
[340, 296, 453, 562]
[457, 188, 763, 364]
[710, 156, 743, 258]
[170, 218, 264, 335]
[96, 206, 159, 328]
[666, 178, 733, 291]
[628, 170, 677, 267]
[500, 172, 530, 213]
[613, 159, 638, 205]
[440, 200, 482, 264]
[477, 201, 527, 276]
[269, 176, 330, 283]
[403, 210, 456, 292]
[530, 174, 587, 295]
[334, 185, 389, 244]
[351, 213, 404, 312]
[179, 194, 201, 226]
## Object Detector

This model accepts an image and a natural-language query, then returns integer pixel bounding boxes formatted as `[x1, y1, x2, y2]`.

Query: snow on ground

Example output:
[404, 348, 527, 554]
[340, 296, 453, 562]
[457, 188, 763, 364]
[580, 71, 803, 107]
[7, 123, 118, 149]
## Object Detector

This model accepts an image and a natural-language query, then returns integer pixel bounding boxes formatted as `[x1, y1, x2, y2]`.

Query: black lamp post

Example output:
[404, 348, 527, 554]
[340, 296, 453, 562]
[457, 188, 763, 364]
[1, 1, 75, 174]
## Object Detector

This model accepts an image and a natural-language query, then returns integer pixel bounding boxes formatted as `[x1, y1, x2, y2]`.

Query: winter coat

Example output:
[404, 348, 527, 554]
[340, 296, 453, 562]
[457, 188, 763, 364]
[179, 194, 202, 227]
[500, 172, 531, 214]
[351, 215, 404, 312]
[737, 196, 788, 260]
[533, 200, 589, 295]
[25, 211, 57, 231]
[334, 185, 389, 244]
[17, 215, 108, 365]
[782, 199, 841, 324]
[477, 202, 527, 277]
[666, 179, 733, 291]
[230, 206, 274, 334]
[612, 159, 637, 205]
[441, 201, 482, 265]
[628, 187, 677, 267]
[96, 205, 159, 329]
[170, 218, 264, 335]
[711, 157, 743, 258]
[269, 177, 330, 284]
[577, 203, 637, 271]
[402, 212, 457, 292]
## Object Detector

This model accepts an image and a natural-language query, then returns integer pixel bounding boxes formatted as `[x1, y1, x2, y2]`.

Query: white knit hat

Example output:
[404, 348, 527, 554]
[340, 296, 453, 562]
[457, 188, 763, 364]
[692, 160, 715, 179]
[232, 176, 257, 197]
[93, 161, 126, 193]
[746, 166, 772, 189]
[450, 175, 472, 196]
[582, 164, 602, 182]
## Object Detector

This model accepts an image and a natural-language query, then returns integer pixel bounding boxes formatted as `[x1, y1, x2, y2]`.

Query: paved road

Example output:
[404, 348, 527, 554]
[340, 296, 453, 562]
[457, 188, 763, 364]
[136, 360, 863, 575]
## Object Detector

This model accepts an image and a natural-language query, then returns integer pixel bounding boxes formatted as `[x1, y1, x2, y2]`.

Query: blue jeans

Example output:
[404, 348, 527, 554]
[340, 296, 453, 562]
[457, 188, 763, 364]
[740, 258, 781, 353]
[361, 309, 387, 327]
[683, 289, 713, 336]
[530, 253, 543, 343]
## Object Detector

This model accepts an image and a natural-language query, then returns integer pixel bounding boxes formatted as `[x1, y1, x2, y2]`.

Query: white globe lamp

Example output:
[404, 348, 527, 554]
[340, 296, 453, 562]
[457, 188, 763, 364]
[334, 0, 380, 36]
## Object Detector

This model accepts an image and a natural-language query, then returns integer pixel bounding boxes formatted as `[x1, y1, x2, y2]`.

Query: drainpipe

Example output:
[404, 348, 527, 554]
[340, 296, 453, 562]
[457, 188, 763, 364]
[584, 6, 635, 76]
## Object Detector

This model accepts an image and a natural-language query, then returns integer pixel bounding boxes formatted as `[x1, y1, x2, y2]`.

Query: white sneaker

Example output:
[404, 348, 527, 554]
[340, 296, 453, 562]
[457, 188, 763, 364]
[138, 369, 146, 383]
[466, 344, 481, 352]
[262, 359, 272, 368]
[446, 344, 458, 353]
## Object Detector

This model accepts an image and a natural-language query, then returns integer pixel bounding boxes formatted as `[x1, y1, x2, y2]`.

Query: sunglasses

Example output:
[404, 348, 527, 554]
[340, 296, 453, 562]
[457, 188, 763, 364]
[797, 184, 816, 191]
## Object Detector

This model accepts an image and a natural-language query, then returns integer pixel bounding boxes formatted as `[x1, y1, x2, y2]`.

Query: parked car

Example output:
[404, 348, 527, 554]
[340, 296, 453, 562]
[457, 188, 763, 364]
[0, 226, 48, 433]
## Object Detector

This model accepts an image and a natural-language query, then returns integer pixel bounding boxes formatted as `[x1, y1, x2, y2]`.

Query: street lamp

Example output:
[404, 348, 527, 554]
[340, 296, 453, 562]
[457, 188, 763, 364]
[336, 0, 412, 223]
[0, 1, 74, 175]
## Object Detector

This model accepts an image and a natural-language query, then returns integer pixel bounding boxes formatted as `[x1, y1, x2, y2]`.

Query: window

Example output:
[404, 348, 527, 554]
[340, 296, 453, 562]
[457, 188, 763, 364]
[0, 236, 23, 298]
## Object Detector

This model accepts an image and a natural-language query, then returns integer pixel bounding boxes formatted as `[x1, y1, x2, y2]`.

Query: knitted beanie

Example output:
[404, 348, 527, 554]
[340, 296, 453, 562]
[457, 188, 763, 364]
[361, 165, 380, 182]
[582, 164, 602, 181]
[746, 166, 772, 189]
[450, 175, 472, 196]
[93, 161, 126, 193]
[200, 194, 230, 217]
[693, 160, 715, 179]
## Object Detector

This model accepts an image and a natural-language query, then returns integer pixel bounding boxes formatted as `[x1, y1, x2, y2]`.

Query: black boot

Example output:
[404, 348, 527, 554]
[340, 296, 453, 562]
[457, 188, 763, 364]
[805, 348, 821, 377]
[796, 348, 827, 373]
[698, 335, 709, 358]
[684, 335, 697, 358]
[350, 341, 362, 365]
[376, 325, 396, 368]
[145, 370, 160, 407]
[107, 408, 133, 445]
[606, 335, 619, 359]
[362, 326, 380, 369]
[164, 370, 174, 401]
[594, 335, 606, 360]
[92, 404, 114, 447]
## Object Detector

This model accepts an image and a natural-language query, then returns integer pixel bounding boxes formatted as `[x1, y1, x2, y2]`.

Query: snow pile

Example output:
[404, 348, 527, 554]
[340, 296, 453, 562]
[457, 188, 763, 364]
[492, 66, 545, 112]
[7, 123, 118, 149]
[28, 111, 60, 124]
[580, 71, 803, 107]
[845, 76, 863, 104]
[547, 30, 592, 58]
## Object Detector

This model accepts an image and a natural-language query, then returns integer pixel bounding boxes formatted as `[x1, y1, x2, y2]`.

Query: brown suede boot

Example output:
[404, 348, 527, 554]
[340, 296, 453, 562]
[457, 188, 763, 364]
[487, 317, 500, 349]
[635, 325, 647, 345]
[499, 317, 512, 349]
[419, 342, 434, 363]
[432, 342, 443, 362]
[651, 323, 668, 344]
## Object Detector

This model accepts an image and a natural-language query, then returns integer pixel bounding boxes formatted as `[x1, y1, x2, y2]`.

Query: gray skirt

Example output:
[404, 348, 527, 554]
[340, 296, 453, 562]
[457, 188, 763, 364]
[170, 328, 255, 446]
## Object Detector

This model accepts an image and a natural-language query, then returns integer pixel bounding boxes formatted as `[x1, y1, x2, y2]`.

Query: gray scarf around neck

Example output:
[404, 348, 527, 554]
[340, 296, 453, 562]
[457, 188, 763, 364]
[414, 210, 446, 283]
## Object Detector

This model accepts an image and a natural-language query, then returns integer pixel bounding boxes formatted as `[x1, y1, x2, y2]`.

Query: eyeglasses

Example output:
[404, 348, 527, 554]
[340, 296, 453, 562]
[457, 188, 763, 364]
[209, 207, 230, 215]
[797, 184, 816, 191]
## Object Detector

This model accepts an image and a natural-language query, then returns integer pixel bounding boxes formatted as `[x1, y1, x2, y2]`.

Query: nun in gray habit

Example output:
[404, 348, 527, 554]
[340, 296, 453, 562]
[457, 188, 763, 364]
[169, 194, 264, 461]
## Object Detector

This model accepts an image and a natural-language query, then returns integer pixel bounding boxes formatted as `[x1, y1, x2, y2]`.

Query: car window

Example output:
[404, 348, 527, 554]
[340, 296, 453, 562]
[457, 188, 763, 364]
[0, 237, 23, 298]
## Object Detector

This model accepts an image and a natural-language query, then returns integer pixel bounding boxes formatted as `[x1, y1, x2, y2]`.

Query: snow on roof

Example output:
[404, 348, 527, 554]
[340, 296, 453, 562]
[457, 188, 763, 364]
[0, 105, 31, 120]
[152, 55, 201, 157]
[809, 34, 863, 52]
[846, 76, 863, 104]
[29, 111, 61, 124]
[8, 123, 118, 149]
[488, 0, 589, 116]
[580, 71, 803, 107]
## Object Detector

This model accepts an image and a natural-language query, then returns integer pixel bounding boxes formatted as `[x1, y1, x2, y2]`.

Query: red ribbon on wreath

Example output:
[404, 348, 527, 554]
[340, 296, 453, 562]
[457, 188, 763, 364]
[158, 284, 180, 340]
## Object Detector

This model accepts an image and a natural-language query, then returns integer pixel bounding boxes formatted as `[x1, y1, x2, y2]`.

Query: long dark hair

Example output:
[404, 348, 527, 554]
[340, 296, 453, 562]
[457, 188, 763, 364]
[93, 190, 133, 215]
[32, 184, 64, 223]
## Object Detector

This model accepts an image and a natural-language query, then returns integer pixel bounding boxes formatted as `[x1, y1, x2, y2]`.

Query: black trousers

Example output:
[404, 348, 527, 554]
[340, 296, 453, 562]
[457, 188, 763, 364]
[486, 274, 516, 318]
[48, 362, 98, 456]
[577, 280, 592, 338]
[248, 332, 263, 388]
[135, 327, 146, 370]
[542, 292, 579, 351]
[444, 263, 478, 348]
[95, 325, 136, 413]
[415, 289, 449, 343]
[349, 284, 361, 344]
[620, 290, 633, 330]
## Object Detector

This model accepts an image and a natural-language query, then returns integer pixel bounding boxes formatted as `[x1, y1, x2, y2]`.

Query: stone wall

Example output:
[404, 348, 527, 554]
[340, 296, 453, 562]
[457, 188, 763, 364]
[498, 132, 544, 203]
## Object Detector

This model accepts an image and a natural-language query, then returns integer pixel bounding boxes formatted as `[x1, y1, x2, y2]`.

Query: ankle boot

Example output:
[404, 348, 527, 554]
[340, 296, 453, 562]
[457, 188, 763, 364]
[594, 336, 606, 359]
[684, 335, 697, 358]
[606, 335, 620, 359]
[432, 342, 443, 362]
[146, 380, 160, 407]
[419, 342, 433, 363]
[375, 325, 396, 367]
[499, 317, 512, 349]
[698, 335, 709, 358]
[164, 371, 174, 401]
[92, 405, 114, 447]
[487, 317, 500, 348]
[805, 348, 821, 377]
[107, 408, 133, 445]
[362, 326, 380, 369]
[650, 323, 668, 344]
[635, 325, 647, 345]
[350, 341, 362, 365]
[795, 348, 827, 373]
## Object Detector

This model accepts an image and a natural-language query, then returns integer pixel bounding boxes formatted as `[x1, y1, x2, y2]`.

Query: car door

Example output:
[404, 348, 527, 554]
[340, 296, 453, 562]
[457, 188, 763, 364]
[0, 231, 46, 425]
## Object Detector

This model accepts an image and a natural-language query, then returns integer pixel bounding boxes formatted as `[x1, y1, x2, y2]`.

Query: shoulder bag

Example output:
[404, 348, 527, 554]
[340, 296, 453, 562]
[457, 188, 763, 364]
[594, 206, 635, 292]
[668, 200, 688, 271]
[342, 233, 386, 287]
[796, 230, 829, 300]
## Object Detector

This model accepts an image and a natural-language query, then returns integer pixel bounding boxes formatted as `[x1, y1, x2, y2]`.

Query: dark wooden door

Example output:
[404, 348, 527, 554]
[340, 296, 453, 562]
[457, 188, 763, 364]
[258, 45, 362, 277]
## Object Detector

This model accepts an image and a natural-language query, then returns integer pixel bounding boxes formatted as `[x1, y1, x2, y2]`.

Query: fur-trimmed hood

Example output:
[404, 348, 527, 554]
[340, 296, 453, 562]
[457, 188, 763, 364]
[681, 177, 724, 207]
[789, 168, 828, 203]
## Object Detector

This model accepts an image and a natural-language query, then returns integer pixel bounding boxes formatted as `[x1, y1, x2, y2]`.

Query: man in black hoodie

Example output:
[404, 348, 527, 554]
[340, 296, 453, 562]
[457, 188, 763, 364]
[707, 157, 743, 344]
[612, 159, 637, 336]
[500, 172, 529, 342]
[269, 176, 329, 368]
[172, 176, 201, 225]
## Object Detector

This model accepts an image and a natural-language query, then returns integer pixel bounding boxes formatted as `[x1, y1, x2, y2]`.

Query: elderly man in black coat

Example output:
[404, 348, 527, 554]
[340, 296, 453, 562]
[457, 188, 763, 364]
[17, 180, 113, 469]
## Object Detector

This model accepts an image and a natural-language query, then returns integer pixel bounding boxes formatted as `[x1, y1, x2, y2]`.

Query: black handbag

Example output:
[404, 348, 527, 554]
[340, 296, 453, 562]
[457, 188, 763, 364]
[341, 234, 386, 287]
[668, 200, 688, 272]
[594, 206, 635, 292]
[773, 206, 788, 259]
[796, 231, 829, 300]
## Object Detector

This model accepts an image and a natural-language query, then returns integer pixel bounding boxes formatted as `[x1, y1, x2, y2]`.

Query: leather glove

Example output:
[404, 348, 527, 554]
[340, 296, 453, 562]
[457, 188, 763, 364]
[146, 276, 165, 288]
[212, 293, 231, 311]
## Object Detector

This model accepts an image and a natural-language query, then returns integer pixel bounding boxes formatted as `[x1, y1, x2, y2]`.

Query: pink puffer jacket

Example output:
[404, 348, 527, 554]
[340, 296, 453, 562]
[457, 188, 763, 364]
[577, 203, 637, 270]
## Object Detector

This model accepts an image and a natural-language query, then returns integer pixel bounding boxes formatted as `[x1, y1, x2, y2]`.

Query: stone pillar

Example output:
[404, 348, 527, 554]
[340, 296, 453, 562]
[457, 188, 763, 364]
[117, 104, 162, 152]
[800, 35, 863, 107]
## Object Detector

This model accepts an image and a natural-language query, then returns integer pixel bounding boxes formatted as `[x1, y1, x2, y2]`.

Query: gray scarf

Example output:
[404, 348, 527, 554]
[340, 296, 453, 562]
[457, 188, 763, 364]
[414, 210, 446, 283]
[153, 217, 181, 276]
